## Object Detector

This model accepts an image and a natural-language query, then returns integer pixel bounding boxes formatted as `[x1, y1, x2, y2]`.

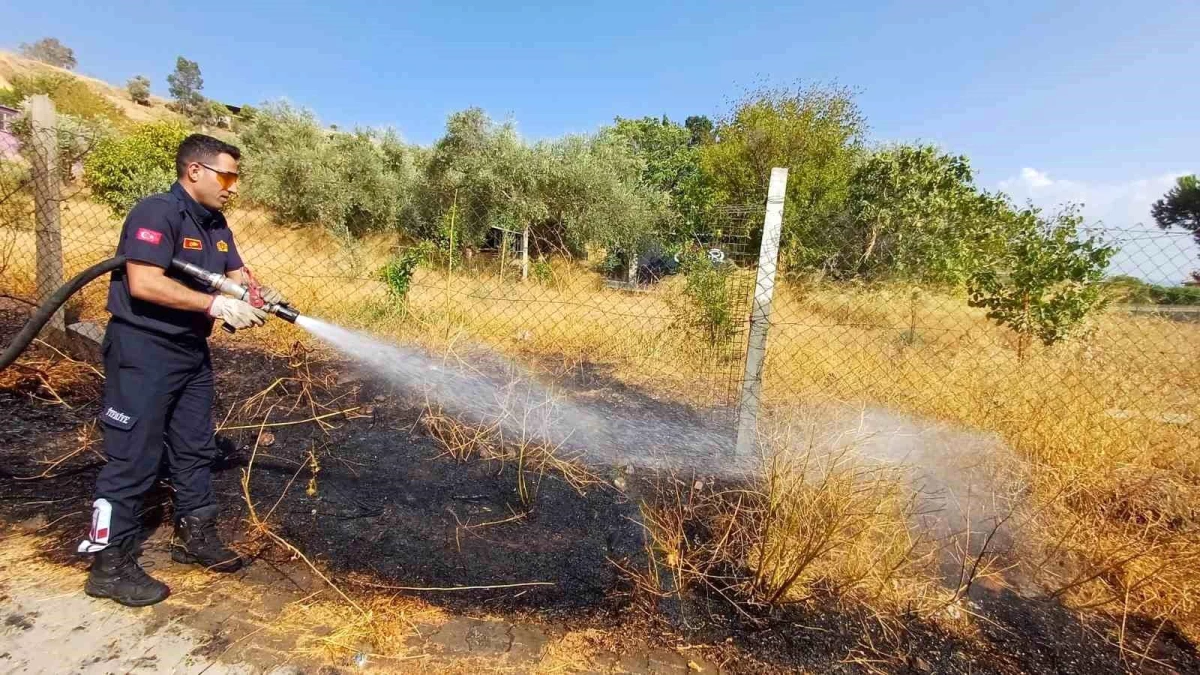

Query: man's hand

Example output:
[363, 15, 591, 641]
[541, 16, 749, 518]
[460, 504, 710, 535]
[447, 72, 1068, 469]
[233, 267, 287, 306]
[258, 284, 287, 306]
[208, 295, 267, 329]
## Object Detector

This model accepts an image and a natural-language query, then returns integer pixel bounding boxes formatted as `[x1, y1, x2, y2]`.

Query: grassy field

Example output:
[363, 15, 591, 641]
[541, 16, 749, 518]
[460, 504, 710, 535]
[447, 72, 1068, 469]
[3, 194, 1199, 644]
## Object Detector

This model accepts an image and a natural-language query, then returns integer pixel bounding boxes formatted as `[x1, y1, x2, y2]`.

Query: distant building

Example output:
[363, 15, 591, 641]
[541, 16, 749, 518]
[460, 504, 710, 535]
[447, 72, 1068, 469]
[0, 104, 17, 131]
[0, 104, 20, 160]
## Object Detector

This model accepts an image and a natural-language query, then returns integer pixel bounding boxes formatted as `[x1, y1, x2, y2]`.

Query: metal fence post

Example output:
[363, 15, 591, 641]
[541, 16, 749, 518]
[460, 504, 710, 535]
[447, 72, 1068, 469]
[734, 167, 788, 456]
[29, 94, 67, 343]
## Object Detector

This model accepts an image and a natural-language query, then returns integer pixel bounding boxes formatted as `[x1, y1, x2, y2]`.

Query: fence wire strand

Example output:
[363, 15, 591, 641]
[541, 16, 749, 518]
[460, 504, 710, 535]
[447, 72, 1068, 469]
[1, 122, 1198, 456]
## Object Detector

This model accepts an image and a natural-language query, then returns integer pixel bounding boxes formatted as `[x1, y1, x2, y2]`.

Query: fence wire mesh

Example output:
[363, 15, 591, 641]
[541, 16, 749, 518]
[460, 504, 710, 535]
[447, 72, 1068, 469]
[1, 119, 1198, 459]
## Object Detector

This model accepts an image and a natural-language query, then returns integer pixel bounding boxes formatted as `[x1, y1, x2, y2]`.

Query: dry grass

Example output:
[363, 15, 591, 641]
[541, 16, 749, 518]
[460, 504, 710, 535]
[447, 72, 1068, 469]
[621, 421, 957, 627]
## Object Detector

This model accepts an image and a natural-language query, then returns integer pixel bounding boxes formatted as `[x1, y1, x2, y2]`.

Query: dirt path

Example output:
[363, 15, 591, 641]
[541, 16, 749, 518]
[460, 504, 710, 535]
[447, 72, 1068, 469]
[0, 525, 722, 674]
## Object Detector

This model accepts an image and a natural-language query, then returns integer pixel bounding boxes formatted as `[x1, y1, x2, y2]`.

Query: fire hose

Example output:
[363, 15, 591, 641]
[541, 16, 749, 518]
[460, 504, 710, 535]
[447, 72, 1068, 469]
[0, 255, 300, 371]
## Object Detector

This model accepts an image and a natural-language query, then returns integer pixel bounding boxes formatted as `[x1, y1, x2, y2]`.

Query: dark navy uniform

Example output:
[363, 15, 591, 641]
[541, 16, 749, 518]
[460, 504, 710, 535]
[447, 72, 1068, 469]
[80, 183, 244, 552]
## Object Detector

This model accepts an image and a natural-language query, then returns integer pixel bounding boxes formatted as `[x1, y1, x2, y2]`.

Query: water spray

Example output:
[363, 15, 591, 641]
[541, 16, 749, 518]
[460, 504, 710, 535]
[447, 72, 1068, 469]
[0, 255, 304, 370]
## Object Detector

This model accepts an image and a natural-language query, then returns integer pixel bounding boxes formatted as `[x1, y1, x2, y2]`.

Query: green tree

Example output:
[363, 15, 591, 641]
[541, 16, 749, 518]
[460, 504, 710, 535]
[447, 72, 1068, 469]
[684, 115, 714, 147]
[968, 207, 1115, 359]
[167, 57, 205, 120]
[1152, 174, 1200, 251]
[539, 132, 671, 259]
[84, 121, 190, 214]
[421, 108, 548, 250]
[127, 76, 151, 105]
[606, 115, 709, 233]
[238, 102, 418, 237]
[19, 38, 77, 69]
[700, 85, 866, 268]
[836, 144, 996, 283]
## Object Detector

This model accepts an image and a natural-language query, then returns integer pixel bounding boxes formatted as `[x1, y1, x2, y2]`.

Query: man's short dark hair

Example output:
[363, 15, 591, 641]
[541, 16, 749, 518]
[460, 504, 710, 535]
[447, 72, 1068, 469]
[175, 134, 241, 177]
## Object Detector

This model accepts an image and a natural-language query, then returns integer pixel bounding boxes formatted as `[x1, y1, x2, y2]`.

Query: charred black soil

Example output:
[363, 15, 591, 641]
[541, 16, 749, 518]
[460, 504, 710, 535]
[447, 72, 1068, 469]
[1, 306, 1197, 674]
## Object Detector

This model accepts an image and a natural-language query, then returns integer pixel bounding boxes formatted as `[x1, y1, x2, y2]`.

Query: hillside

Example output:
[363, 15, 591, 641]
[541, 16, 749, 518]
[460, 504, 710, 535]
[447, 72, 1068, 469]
[0, 50, 183, 124]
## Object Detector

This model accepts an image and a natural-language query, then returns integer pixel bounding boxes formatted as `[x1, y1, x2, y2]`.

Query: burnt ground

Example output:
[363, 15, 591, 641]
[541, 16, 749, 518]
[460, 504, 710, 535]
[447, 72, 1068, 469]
[1, 304, 1198, 674]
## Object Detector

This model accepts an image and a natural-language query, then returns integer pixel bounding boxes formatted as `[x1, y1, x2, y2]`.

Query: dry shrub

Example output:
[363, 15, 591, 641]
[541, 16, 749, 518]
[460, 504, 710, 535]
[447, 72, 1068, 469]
[748, 429, 943, 613]
[628, 423, 947, 621]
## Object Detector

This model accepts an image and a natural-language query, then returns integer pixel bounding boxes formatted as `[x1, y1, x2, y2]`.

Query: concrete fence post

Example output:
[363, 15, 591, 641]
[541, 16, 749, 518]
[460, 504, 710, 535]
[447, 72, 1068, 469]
[521, 225, 530, 281]
[734, 167, 788, 457]
[28, 94, 67, 344]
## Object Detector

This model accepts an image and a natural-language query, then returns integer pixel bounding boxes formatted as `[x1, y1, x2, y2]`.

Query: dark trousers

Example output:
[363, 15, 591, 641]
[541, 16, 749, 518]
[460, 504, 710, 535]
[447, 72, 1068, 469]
[79, 319, 216, 552]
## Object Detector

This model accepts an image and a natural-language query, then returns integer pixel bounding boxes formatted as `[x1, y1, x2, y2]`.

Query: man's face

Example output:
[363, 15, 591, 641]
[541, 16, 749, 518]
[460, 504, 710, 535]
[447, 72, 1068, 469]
[184, 152, 240, 210]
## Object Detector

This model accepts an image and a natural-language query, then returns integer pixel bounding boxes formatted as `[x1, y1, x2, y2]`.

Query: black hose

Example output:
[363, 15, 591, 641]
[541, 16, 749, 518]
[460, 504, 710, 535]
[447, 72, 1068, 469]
[0, 255, 126, 371]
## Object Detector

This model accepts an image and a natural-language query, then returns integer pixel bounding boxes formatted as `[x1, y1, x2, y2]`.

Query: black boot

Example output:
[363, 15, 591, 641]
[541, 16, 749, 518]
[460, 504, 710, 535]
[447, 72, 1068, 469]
[171, 505, 244, 573]
[84, 538, 170, 607]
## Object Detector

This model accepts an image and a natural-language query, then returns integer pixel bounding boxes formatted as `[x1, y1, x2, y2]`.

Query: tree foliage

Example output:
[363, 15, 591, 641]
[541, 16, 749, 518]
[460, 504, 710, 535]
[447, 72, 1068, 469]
[421, 108, 547, 249]
[700, 85, 865, 266]
[238, 103, 419, 237]
[831, 144, 1006, 284]
[83, 121, 190, 214]
[684, 115, 714, 147]
[167, 57, 206, 120]
[1152, 174, 1200, 249]
[606, 116, 709, 233]
[19, 38, 77, 70]
[127, 76, 152, 106]
[968, 207, 1115, 357]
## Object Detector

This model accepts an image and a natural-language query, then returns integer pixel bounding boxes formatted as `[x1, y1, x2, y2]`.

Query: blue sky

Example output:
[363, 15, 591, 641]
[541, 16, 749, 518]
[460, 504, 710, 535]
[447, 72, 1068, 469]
[3, 1, 1198, 280]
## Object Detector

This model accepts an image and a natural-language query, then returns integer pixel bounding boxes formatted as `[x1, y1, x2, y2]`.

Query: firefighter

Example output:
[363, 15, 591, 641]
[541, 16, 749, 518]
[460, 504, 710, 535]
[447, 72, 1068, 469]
[78, 134, 284, 607]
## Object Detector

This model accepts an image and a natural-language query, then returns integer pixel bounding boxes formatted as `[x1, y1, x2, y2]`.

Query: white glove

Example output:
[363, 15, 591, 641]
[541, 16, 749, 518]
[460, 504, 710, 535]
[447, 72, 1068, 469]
[258, 284, 286, 306]
[208, 295, 267, 329]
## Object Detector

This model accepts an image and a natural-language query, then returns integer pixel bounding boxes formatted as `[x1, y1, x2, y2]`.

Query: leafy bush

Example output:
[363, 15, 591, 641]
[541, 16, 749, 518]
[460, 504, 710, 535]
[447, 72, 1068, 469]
[834, 144, 996, 284]
[0, 159, 32, 226]
[530, 256, 554, 285]
[6, 110, 113, 183]
[968, 207, 1115, 357]
[379, 243, 433, 301]
[606, 116, 709, 232]
[674, 248, 737, 346]
[127, 76, 151, 106]
[83, 121, 190, 214]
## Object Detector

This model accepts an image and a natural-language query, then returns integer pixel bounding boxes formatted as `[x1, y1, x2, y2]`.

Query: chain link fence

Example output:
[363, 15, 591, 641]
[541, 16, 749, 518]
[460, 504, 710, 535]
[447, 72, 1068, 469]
[1, 110, 1198, 460]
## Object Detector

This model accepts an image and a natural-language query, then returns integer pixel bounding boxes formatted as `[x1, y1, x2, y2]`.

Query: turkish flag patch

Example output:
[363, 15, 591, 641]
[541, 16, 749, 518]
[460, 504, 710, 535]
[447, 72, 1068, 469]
[135, 228, 163, 245]
[183, 238, 203, 250]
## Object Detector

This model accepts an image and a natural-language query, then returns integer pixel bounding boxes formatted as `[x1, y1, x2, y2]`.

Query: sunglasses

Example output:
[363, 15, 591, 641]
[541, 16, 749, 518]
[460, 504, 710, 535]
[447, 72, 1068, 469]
[198, 163, 240, 190]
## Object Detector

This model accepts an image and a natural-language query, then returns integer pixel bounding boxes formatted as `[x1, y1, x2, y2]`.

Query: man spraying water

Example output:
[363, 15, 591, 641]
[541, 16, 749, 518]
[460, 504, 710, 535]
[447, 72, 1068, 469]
[77, 134, 287, 607]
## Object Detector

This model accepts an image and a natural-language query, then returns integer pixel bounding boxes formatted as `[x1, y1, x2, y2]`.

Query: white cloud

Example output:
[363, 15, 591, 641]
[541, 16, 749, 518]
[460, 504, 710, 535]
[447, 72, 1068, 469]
[1016, 167, 1054, 189]
[995, 168, 1199, 284]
